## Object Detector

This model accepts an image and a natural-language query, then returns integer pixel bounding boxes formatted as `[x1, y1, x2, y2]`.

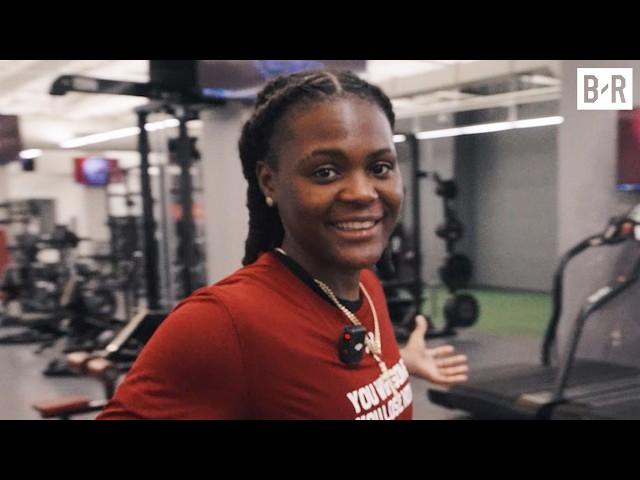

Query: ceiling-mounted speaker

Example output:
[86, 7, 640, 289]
[21, 158, 35, 172]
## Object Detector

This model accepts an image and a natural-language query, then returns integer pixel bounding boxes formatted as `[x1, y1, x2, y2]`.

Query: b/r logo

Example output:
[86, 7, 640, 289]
[577, 68, 633, 110]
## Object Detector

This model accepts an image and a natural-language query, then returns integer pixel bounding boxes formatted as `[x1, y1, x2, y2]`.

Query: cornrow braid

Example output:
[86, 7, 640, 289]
[238, 69, 396, 266]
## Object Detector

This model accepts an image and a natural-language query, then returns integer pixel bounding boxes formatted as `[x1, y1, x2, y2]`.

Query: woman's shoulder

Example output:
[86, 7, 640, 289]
[176, 252, 293, 315]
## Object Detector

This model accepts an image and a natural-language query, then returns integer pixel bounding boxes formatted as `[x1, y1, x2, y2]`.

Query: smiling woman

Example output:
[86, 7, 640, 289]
[256, 96, 402, 301]
[97, 70, 468, 420]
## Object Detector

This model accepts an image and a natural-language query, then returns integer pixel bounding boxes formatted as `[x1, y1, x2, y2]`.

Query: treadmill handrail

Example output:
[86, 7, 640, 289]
[551, 253, 640, 403]
[541, 234, 601, 365]
[542, 214, 638, 366]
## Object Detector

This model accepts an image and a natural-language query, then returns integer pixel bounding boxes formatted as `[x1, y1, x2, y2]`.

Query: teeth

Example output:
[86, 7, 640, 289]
[333, 221, 376, 231]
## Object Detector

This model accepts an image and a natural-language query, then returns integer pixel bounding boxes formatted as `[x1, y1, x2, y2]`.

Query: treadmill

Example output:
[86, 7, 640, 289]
[550, 378, 640, 420]
[428, 208, 640, 420]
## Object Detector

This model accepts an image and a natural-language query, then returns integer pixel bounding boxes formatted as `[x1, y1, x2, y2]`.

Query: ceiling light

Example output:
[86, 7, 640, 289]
[520, 74, 561, 87]
[60, 127, 140, 149]
[399, 115, 564, 142]
[19, 149, 43, 159]
[59, 119, 181, 149]
[512, 116, 564, 129]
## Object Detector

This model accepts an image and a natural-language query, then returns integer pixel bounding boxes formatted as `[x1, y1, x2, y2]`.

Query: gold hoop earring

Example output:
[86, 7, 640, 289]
[265, 196, 275, 207]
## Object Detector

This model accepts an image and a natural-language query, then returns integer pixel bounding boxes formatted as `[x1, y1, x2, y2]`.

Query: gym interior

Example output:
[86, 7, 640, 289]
[1, 60, 639, 420]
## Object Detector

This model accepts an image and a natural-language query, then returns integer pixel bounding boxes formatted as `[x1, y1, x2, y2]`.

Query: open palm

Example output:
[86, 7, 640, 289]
[400, 315, 469, 386]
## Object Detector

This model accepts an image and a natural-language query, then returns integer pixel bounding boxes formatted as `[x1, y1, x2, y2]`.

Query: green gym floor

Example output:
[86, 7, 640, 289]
[422, 287, 551, 337]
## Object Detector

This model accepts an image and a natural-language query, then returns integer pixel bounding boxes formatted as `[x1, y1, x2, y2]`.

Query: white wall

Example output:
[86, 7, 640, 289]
[455, 102, 559, 292]
[0, 164, 8, 202]
[200, 104, 251, 283]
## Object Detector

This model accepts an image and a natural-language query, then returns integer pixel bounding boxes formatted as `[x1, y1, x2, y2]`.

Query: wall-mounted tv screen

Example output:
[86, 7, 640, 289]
[150, 60, 367, 101]
[74, 156, 119, 187]
[617, 109, 640, 192]
[197, 60, 367, 100]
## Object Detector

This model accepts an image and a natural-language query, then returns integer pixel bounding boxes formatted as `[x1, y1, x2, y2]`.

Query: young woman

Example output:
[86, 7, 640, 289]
[97, 70, 468, 420]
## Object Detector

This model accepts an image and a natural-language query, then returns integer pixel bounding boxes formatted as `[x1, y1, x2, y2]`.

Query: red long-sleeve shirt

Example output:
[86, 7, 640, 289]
[98, 251, 413, 420]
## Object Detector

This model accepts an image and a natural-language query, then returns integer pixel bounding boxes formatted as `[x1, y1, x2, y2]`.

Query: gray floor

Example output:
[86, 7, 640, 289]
[0, 331, 104, 420]
[411, 330, 541, 419]
[0, 327, 541, 420]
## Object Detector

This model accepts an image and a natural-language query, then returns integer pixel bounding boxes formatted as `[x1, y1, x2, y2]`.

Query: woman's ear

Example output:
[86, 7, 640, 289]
[256, 161, 277, 202]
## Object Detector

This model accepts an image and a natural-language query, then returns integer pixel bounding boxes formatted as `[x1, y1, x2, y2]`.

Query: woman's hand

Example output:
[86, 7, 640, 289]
[399, 315, 469, 386]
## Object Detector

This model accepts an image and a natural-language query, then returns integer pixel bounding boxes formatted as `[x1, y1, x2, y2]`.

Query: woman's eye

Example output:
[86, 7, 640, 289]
[371, 163, 393, 176]
[313, 167, 339, 179]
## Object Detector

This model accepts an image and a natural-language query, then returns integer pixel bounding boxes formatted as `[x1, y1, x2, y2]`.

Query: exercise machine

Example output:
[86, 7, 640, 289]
[428, 204, 640, 419]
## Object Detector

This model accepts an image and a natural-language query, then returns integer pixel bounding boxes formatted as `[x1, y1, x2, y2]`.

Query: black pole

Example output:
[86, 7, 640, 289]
[137, 110, 161, 311]
[408, 134, 424, 317]
[176, 109, 195, 297]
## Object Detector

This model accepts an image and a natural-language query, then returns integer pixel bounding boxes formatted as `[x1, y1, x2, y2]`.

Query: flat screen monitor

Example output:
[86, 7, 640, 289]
[197, 60, 367, 100]
[74, 156, 119, 187]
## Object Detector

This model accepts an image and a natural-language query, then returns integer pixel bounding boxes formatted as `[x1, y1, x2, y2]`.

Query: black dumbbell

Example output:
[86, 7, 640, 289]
[439, 254, 473, 291]
[444, 293, 479, 329]
[436, 218, 464, 243]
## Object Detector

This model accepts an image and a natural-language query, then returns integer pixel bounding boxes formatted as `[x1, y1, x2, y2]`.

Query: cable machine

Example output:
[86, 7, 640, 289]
[49, 62, 226, 358]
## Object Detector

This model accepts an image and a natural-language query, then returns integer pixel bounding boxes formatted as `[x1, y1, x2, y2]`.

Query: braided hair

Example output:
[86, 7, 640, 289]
[238, 69, 396, 266]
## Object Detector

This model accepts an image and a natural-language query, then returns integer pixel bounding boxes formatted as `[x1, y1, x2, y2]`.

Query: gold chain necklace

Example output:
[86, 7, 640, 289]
[275, 248, 400, 398]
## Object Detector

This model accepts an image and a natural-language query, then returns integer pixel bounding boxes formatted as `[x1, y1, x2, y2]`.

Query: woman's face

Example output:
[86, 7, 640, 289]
[260, 96, 404, 271]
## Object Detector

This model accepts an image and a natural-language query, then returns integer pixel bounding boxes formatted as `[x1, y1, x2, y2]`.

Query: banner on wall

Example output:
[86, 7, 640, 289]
[617, 109, 640, 191]
[0, 115, 23, 165]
